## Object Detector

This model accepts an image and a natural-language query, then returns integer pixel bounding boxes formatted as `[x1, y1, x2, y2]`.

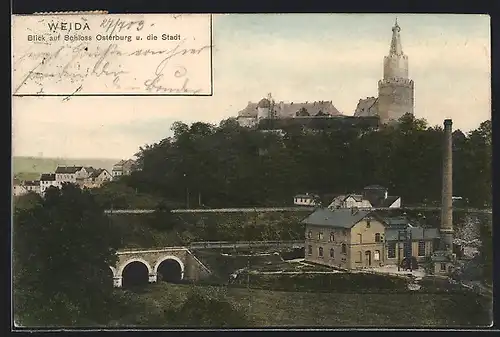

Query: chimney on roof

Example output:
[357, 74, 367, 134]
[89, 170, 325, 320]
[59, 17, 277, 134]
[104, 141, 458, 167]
[440, 119, 454, 255]
[384, 190, 388, 200]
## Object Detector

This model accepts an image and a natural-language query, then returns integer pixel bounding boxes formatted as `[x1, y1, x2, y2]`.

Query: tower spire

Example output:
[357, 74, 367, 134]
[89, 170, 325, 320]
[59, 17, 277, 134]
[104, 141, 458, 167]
[390, 18, 403, 55]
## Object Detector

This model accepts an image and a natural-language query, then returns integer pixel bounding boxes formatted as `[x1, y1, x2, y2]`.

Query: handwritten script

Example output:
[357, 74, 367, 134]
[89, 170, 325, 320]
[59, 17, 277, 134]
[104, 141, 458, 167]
[12, 14, 213, 95]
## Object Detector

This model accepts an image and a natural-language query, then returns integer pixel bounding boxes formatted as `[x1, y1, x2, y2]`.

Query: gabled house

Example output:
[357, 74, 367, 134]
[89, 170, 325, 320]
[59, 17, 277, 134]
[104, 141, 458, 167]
[112, 159, 136, 179]
[303, 208, 439, 270]
[327, 185, 401, 210]
[40, 173, 60, 195]
[13, 180, 28, 196]
[294, 193, 320, 206]
[55, 166, 89, 185]
[83, 168, 113, 188]
[23, 180, 41, 194]
[328, 194, 373, 209]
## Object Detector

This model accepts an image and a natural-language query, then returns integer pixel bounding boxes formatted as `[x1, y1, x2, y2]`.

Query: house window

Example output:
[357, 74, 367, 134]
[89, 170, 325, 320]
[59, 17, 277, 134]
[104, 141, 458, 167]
[307, 230, 312, 239]
[388, 242, 396, 258]
[308, 245, 312, 255]
[318, 247, 324, 257]
[329, 233, 335, 242]
[374, 250, 380, 261]
[366, 220, 371, 228]
[440, 263, 447, 271]
[341, 243, 347, 254]
[343, 229, 348, 236]
[330, 248, 334, 258]
[418, 240, 426, 257]
[356, 251, 362, 262]
[375, 233, 381, 243]
[358, 234, 362, 244]
[318, 232, 324, 240]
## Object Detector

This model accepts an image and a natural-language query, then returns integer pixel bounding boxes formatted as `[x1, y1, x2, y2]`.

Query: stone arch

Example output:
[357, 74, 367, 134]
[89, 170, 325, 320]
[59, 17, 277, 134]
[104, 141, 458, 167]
[154, 255, 185, 280]
[109, 265, 117, 277]
[117, 258, 153, 276]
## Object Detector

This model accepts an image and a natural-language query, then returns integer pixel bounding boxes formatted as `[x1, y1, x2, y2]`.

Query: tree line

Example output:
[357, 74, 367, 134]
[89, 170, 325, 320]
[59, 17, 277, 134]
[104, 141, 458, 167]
[116, 114, 491, 209]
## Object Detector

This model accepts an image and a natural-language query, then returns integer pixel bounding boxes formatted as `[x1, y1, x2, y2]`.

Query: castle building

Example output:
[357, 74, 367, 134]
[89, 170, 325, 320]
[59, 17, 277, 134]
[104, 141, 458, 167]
[237, 94, 342, 128]
[239, 20, 414, 128]
[355, 19, 415, 123]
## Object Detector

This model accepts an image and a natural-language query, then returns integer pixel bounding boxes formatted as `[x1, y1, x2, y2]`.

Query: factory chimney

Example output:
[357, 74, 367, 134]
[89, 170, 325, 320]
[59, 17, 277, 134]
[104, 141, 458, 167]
[440, 119, 454, 255]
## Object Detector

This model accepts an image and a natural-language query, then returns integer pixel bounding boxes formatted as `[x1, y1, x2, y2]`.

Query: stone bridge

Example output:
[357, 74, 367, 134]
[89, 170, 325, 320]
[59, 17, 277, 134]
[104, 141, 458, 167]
[110, 247, 211, 288]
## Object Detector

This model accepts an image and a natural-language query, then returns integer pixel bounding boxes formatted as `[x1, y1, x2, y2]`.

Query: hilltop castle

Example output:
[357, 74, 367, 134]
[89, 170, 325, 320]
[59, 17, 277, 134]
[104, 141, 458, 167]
[237, 19, 414, 128]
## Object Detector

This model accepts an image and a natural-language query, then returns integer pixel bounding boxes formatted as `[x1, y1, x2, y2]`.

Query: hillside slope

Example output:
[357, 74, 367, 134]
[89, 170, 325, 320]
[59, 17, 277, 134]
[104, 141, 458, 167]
[13, 156, 121, 180]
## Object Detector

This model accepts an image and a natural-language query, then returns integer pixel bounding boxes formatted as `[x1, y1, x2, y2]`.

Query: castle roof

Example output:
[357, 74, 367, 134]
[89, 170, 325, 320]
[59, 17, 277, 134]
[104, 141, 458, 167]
[238, 100, 341, 118]
[257, 98, 271, 108]
[390, 18, 403, 56]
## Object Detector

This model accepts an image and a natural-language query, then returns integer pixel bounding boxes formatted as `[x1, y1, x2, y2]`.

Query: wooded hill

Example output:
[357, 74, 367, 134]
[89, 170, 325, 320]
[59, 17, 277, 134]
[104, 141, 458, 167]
[108, 114, 491, 210]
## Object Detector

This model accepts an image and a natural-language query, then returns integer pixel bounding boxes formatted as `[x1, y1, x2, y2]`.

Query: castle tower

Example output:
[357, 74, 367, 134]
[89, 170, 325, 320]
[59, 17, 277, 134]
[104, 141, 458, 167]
[377, 19, 415, 123]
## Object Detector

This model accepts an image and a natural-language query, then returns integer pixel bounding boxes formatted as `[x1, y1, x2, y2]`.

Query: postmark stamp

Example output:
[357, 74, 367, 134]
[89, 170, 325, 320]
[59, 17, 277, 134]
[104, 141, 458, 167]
[12, 13, 213, 96]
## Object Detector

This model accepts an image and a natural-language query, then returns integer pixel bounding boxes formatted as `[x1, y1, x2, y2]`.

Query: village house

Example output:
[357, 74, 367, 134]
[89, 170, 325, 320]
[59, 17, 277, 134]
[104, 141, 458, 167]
[112, 159, 136, 179]
[82, 168, 113, 188]
[328, 185, 401, 209]
[40, 173, 61, 195]
[23, 180, 41, 194]
[55, 166, 89, 185]
[13, 179, 28, 196]
[303, 208, 439, 270]
[294, 193, 320, 206]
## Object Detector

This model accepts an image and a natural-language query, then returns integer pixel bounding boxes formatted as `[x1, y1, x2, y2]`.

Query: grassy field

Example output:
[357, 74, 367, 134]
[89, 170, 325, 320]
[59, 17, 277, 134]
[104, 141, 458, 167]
[125, 282, 492, 328]
[13, 156, 121, 180]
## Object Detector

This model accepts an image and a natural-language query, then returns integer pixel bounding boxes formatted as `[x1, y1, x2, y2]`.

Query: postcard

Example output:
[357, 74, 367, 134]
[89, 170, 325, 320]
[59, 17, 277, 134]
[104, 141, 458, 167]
[11, 13, 492, 330]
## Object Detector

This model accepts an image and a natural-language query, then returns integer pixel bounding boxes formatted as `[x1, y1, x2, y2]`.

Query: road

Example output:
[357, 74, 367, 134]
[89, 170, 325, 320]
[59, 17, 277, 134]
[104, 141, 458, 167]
[117, 240, 305, 253]
[104, 206, 492, 215]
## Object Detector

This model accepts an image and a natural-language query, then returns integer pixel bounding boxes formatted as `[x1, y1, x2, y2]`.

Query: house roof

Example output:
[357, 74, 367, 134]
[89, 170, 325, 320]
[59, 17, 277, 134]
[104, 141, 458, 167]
[385, 227, 440, 241]
[55, 166, 83, 174]
[40, 173, 56, 181]
[380, 216, 410, 227]
[371, 195, 400, 207]
[345, 194, 364, 202]
[238, 100, 342, 119]
[295, 193, 319, 199]
[23, 180, 40, 186]
[89, 168, 108, 178]
[302, 208, 372, 229]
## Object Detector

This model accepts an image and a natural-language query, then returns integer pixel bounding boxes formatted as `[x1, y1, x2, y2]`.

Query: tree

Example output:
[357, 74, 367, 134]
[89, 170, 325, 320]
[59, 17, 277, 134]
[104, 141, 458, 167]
[13, 184, 121, 326]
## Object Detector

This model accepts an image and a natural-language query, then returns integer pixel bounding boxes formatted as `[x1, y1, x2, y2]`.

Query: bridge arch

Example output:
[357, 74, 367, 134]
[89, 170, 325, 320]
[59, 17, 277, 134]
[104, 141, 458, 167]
[117, 258, 153, 276]
[154, 255, 185, 282]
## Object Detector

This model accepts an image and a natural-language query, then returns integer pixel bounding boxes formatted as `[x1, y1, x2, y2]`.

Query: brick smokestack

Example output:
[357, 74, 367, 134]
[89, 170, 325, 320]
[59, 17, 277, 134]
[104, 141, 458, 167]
[440, 119, 454, 254]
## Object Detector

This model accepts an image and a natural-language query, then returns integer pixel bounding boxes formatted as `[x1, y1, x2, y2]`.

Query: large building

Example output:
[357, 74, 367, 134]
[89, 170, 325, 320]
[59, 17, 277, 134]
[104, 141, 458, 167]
[354, 19, 415, 123]
[303, 208, 439, 270]
[237, 95, 342, 128]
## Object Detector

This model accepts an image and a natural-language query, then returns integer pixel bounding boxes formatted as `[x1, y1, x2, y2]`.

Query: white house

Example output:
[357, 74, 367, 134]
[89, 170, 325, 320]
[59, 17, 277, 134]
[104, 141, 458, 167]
[294, 193, 320, 206]
[328, 185, 401, 210]
[112, 159, 136, 179]
[328, 194, 373, 209]
[83, 168, 113, 188]
[55, 166, 89, 184]
[23, 180, 41, 194]
[40, 173, 61, 195]
[13, 183, 28, 196]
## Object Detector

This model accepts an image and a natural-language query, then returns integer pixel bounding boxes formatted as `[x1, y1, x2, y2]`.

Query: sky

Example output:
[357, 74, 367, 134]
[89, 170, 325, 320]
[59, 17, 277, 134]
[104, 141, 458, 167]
[12, 13, 491, 159]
